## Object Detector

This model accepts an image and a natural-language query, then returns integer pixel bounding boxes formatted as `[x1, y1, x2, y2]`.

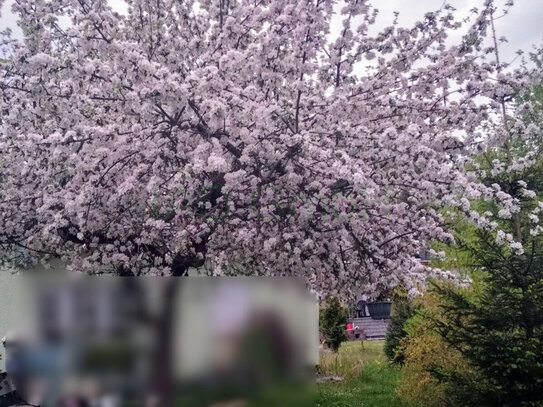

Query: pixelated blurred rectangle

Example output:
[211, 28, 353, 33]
[0, 276, 318, 406]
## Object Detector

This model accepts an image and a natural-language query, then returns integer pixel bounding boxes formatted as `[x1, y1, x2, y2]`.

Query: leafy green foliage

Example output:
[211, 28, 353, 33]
[384, 289, 414, 365]
[395, 286, 472, 407]
[320, 297, 348, 353]
[431, 243, 543, 407]
[425, 75, 543, 407]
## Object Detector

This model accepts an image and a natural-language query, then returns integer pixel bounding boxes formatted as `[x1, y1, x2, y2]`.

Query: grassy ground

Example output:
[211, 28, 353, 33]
[317, 341, 415, 407]
[174, 340, 413, 406]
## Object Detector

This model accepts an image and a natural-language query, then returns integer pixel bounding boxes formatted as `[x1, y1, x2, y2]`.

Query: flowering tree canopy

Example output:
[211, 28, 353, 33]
[0, 0, 532, 295]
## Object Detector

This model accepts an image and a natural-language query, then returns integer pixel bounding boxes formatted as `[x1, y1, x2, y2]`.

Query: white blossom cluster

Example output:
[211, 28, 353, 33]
[0, 0, 539, 296]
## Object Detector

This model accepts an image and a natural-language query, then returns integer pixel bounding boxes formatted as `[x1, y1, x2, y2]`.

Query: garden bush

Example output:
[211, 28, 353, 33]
[398, 267, 543, 407]
[395, 286, 471, 407]
[425, 77, 543, 405]
[431, 248, 543, 407]
[320, 297, 348, 353]
[399, 71, 543, 407]
[384, 289, 414, 365]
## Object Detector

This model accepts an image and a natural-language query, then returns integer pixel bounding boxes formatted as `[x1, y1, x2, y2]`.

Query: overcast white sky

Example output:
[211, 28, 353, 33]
[373, 0, 543, 64]
[1, 0, 542, 64]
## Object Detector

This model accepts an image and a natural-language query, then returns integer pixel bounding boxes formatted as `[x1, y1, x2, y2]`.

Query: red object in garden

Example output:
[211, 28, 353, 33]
[346, 323, 353, 330]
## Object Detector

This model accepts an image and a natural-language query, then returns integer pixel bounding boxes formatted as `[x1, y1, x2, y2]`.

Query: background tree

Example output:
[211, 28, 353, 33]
[424, 47, 543, 406]
[384, 287, 413, 365]
[320, 296, 348, 353]
[395, 286, 472, 407]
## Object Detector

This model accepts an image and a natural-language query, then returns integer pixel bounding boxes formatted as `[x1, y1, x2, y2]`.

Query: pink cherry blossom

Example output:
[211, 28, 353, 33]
[0, 0, 538, 297]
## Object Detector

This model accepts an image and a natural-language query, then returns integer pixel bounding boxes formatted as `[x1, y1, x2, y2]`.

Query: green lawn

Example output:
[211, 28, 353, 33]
[317, 341, 416, 407]
[173, 340, 414, 407]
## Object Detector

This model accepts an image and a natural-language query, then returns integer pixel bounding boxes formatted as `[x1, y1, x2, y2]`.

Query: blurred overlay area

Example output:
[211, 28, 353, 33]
[0, 277, 318, 407]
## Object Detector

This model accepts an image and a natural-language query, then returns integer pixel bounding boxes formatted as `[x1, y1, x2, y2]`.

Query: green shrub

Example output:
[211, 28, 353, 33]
[406, 75, 543, 406]
[320, 296, 348, 353]
[431, 252, 543, 407]
[384, 289, 414, 365]
[395, 286, 471, 407]
[398, 268, 543, 407]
